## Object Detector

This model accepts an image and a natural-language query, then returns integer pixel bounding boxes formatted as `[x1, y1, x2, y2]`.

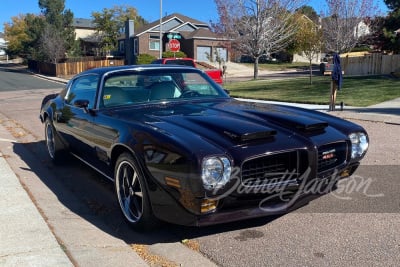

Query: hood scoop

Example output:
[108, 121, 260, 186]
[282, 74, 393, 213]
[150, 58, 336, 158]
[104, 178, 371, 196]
[247, 111, 328, 133]
[189, 116, 276, 142]
[223, 129, 277, 142]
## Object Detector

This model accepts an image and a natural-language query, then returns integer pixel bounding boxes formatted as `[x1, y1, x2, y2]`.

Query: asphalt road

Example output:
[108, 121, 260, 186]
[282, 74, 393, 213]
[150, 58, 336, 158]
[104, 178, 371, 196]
[0, 65, 399, 266]
[0, 64, 63, 91]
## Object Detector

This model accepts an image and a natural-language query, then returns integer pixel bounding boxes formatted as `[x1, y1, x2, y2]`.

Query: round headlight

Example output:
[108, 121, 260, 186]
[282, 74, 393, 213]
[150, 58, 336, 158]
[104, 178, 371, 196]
[349, 132, 369, 159]
[201, 157, 231, 190]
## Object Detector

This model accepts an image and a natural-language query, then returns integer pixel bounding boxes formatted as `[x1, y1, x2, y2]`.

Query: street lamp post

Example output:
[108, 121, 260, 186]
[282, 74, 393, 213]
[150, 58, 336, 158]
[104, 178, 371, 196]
[159, 0, 163, 59]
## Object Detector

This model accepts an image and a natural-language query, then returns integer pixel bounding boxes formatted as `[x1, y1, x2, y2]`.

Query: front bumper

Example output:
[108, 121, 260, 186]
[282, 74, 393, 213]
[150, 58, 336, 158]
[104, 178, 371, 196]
[150, 162, 360, 226]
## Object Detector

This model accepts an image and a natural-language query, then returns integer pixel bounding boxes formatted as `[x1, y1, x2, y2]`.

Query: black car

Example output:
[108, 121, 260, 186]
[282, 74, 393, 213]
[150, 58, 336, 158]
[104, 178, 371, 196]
[40, 65, 369, 228]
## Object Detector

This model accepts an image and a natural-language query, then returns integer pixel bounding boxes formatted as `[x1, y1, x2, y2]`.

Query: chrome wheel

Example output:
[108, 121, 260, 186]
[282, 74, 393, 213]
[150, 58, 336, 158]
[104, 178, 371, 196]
[115, 159, 144, 223]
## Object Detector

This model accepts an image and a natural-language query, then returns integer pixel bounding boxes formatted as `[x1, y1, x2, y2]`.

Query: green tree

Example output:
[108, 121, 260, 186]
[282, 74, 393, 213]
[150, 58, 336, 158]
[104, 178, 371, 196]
[38, 0, 77, 61]
[162, 51, 187, 58]
[296, 5, 319, 23]
[4, 13, 47, 60]
[24, 14, 46, 60]
[92, 5, 147, 55]
[292, 14, 323, 84]
[136, 54, 157, 64]
[384, 0, 400, 10]
[3, 0, 77, 61]
[380, 1, 400, 53]
[3, 14, 31, 57]
[39, 0, 65, 28]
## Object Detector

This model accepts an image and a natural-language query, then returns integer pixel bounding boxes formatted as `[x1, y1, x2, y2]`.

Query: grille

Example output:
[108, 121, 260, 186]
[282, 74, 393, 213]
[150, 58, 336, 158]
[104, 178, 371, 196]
[241, 151, 300, 187]
[318, 142, 348, 173]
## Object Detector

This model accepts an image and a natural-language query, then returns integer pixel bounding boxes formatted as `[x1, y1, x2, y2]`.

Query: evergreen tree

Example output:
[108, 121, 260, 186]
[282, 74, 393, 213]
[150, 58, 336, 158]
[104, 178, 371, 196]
[92, 5, 147, 55]
[38, 0, 77, 61]
[381, 0, 400, 53]
[384, 0, 400, 11]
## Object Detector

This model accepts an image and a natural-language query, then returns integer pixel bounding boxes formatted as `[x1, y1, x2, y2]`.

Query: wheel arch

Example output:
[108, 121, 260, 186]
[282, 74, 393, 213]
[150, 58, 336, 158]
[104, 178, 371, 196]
[110, 144, 138, 170]
[41, 105, 56, 124]
[41, 111, 49, 123]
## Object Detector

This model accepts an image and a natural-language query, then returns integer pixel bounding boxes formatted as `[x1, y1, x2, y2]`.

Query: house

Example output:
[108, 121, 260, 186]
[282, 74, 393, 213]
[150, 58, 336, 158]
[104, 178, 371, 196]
[0, 32, 7, 56]
[354, 20, 371, 39]
[72, 18, 101, 56]
[73, 18, 97, 39]
[120, 13, 231, 63]
[293, 17, 373, 63]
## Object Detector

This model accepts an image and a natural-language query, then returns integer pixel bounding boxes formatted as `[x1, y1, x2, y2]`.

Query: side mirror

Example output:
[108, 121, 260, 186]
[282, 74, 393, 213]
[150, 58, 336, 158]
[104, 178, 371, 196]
[223, 89, 230, 95]
[74, 99, 89, 108]
[73, 99, 91, 113]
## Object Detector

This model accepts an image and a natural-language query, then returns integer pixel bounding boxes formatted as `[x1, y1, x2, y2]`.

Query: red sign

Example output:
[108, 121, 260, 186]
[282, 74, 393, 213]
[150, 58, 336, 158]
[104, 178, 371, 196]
[168, 39, 180, 52]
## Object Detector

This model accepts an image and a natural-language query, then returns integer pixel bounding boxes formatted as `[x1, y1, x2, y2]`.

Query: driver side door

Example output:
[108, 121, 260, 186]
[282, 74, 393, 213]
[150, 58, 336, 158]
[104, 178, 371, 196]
[55, 74, 99, 159]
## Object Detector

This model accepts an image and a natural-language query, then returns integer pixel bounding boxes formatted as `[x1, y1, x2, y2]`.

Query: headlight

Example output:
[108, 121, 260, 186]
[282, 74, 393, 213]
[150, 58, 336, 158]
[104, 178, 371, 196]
[349, 132, 369, 159]
[201, 157, 231, 190]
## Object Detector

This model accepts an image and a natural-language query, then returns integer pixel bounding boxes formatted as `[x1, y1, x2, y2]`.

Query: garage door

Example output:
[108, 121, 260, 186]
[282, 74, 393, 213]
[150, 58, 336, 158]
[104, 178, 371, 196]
[214, 47, 228, 62]
[197, 46, 211, 62]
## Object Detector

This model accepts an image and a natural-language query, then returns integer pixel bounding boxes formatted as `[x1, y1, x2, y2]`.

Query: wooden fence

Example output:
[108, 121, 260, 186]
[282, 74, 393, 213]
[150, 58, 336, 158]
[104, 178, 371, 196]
[28, 58, 125, 77]
[342, 53, 400, 76]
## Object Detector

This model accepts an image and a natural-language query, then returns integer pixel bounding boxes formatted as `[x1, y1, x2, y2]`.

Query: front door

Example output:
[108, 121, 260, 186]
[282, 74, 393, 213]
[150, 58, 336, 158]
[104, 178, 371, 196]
[56, 74, 99, 160]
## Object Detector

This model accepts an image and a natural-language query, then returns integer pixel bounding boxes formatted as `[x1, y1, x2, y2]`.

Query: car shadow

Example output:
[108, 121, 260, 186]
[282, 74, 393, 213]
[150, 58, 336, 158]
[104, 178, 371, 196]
[12, 140, 292, 246]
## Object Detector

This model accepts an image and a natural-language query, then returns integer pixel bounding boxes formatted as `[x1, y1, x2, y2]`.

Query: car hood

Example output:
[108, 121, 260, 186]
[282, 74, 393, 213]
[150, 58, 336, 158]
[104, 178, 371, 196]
[106, 99, 355, 149]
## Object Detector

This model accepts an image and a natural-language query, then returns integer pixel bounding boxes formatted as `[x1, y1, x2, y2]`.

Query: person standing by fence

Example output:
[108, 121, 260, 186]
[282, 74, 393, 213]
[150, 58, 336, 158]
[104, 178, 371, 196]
[330, 53, 343, 111]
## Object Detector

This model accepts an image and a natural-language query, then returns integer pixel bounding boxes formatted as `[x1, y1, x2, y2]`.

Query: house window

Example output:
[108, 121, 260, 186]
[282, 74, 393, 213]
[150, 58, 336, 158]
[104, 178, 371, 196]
[119, 41, 125, 53]
[134, 39, 138, 55]
[149, 36, 160, 51]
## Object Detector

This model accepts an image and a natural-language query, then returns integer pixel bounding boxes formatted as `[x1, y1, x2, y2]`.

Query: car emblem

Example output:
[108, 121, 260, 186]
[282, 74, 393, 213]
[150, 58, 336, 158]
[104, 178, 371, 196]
[322, 149, 336, 160]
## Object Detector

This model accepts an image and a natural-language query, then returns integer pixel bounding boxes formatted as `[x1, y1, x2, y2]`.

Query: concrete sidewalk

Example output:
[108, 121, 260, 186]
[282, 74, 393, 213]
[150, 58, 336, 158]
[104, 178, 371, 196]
[0, 151, 73, 266]
[0, 69, 73, 266]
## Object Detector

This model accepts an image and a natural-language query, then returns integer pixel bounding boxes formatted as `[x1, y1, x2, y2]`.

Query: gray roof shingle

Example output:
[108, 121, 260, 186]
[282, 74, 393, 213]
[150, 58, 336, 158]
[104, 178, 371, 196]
[72, 18, 96, 29]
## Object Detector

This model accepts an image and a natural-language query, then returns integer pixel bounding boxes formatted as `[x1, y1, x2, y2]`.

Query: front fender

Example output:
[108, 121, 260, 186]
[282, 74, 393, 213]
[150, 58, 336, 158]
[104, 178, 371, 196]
[40, 93, 59, 123]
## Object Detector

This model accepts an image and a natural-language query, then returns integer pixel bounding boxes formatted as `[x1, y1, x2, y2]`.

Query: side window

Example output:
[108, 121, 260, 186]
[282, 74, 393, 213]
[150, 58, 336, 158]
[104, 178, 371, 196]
[65, 75, 98, 108]
[183, 73, 218, 96]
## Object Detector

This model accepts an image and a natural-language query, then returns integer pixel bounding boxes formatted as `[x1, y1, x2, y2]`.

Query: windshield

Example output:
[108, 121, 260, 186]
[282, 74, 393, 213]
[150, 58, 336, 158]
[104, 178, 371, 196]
[100, 69, 227, 108]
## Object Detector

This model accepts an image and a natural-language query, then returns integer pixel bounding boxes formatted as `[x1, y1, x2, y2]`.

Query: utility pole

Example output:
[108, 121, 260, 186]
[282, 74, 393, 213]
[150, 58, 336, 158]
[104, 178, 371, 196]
[159, 0, 163, 59]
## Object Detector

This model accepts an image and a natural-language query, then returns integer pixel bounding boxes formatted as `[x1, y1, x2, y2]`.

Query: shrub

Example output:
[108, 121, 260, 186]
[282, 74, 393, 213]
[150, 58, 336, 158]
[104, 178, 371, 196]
[351, 46, 371, 52]
[162, 51, 187, 58]
[136, 54, 157, 64]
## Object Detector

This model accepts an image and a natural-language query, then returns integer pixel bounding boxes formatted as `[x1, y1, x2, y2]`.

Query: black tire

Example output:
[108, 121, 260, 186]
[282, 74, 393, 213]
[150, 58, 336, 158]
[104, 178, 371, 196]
[44, 117, 65, 164]
[114, 153, 156, 230]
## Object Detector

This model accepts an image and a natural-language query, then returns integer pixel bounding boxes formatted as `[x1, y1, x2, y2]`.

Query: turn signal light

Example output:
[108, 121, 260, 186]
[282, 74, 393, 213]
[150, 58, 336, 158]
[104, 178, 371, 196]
[339, 168, 351, 178]
[201, 199, 218, 213]
[165, 177, 181, 188]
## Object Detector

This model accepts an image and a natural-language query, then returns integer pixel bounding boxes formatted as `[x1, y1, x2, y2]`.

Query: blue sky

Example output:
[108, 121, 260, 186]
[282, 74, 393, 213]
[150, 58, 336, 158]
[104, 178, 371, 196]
[0, 0, 389, 32]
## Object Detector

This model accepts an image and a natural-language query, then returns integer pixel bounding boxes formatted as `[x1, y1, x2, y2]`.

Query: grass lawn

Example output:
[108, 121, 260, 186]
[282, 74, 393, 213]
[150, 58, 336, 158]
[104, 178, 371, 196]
[225, 75, 400, 107]
[241, 62, 313, 71]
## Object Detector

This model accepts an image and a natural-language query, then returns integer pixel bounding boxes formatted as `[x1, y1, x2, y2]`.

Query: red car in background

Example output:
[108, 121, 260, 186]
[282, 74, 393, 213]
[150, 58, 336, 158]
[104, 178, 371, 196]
[152, 57, 224, 84]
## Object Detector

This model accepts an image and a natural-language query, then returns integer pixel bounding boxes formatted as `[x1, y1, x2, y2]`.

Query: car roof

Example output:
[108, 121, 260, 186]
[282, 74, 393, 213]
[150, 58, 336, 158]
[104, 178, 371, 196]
[77, 64, 198, 77]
